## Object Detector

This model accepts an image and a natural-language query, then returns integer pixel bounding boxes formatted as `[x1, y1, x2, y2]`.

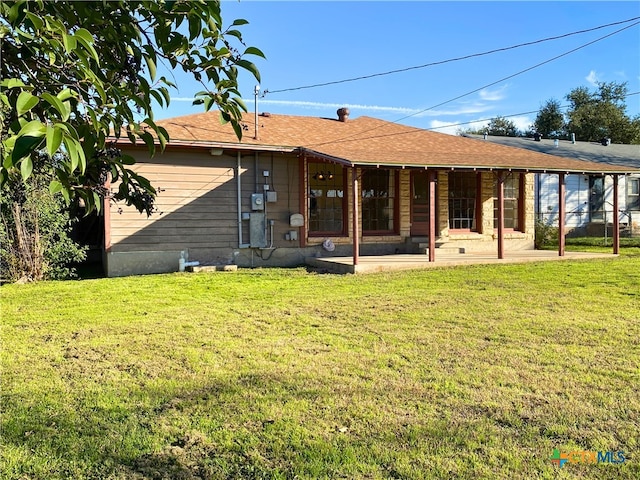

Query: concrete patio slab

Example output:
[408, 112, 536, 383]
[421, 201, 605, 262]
[305, 250, 617, 274]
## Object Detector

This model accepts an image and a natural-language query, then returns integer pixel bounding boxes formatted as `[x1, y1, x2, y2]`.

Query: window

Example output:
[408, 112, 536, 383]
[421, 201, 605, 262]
[494, 173, 522, 230]
[308, 163, 346, 235]
[627, 177, 640, 211]
[449, 172, 478, 230]
[362, 169, 397, 233]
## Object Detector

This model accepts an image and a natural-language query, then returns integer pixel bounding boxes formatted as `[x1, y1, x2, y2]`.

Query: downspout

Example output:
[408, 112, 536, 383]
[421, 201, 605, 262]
[536, 173, 542, 226]
[558, 173, 566, 257]
[237, 151, 244, 248]
[255, 152, 259, 195]
[103, 176, 112, 254]
[103, 175, 112, 276]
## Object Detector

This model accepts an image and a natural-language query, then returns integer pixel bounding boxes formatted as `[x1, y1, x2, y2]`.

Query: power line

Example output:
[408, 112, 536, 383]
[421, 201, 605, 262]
[308, 21, 640, 148]
[264, 16, 640, 95]
[427, 91, 640, 132]
[429, 109, 544, 131]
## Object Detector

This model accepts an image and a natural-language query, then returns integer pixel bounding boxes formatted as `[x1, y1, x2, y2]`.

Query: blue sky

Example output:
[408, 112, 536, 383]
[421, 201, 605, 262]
[158, 1, 640, 135]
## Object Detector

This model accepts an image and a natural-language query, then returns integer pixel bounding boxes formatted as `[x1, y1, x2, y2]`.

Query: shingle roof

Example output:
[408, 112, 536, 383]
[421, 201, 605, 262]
[154, 111, 639, 174]
[463, 134, 640, 169]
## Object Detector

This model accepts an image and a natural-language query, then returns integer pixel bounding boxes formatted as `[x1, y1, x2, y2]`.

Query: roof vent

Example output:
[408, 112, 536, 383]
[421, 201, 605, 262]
[259, 112, 271, 117]
[337, 107, 350, 122]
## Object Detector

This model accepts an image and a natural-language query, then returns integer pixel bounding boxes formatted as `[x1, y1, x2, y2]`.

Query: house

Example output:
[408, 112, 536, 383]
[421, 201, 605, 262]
[464, 134, 640, 236]
[102, 110, 638, 276]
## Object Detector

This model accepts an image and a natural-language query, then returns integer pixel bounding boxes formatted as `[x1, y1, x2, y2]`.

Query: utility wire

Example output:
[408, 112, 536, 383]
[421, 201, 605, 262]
[306, 90, 639, 141]
[308, 21, 640, 147]
[427, 91, 639, 132]
[264, 16, 640, 95]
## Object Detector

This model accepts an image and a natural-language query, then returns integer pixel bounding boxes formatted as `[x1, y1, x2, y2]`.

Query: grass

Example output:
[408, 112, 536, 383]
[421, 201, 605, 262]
[542, 235, 640, 255]
[1, 256, 639, 479]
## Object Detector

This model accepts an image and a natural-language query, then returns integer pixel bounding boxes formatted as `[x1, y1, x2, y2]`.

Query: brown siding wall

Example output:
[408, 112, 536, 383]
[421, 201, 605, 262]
[111, 149, 237, 252]
[111, 148, 301, 253]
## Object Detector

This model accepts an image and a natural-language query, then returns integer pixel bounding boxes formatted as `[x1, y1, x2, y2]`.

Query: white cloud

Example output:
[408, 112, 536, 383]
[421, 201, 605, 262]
[428, 119, 486, 136]
[424, 105, 493, 117]
[171, 97, 493, 118]
[256, 99, 419, 115]
[510, 115, 534, 133]
[586, 70, 600, 86]
[478, 85, 508, 101]
[171, 97, 420, 115]
[429, 114, 534, 137]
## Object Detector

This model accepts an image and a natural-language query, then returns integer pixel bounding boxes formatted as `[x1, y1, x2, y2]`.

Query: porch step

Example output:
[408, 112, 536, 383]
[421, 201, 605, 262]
[409, 236, 429, 244]
[416, 242, 466, 255]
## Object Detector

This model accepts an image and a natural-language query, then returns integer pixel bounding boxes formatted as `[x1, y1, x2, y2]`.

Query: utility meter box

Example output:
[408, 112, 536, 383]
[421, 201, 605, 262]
[266, 191, 278, 203]
[249, 213, 267, 247]
[251, 193, 264, 211]
[290, 213, 304, 227]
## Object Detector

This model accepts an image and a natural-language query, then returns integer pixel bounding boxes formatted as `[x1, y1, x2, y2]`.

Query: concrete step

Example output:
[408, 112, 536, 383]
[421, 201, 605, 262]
[416, 242, 466, 255]
[186, 265, 238, 272]
[409, 236, 429, 244]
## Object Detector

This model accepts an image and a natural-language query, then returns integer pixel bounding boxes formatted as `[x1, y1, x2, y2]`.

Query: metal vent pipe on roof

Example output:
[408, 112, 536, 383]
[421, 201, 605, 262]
[337, 107, 350, 122]
[254, 85, 260, 140]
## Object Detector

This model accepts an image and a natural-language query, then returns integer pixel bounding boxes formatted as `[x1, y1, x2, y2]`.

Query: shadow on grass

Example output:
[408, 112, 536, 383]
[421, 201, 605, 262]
[5, 337, 638, 479]
[2, 371, 479, 480]
[3, 387, 277, 480]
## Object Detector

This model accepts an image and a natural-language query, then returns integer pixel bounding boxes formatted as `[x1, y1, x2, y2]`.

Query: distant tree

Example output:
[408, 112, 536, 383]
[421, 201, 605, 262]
[460, 116, 519, 137]
[486, 116, 519, 137]
[534, 99, 565, 138]
[1, 1, 264, 215]
[565, 82, 638, 143]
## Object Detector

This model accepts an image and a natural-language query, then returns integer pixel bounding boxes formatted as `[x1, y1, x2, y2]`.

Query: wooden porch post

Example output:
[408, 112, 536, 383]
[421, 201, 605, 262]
[613, 174, 620, 255]
[558, 173, 566, 257]
[428, 170, 436, 262]
[299, 154, 307, 248]
[352, 167, 359, 266]
[497, 172, 505, 259]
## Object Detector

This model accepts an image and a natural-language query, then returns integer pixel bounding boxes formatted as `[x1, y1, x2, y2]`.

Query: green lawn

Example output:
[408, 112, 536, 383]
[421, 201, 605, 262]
[1, 256, 639, 479]
[546, 236, 640, 254]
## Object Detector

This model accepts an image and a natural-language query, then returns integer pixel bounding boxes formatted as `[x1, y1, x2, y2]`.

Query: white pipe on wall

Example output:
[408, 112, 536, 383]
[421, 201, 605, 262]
[237, 151, 244, 247]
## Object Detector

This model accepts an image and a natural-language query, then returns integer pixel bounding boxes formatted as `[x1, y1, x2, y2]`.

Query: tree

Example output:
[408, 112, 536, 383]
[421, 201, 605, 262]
[565, 81, 638, 143]
[459, 116, 520, 137]
[534, 99, 565, 138]
[0, 0, 264, 215]
[486, 116, 519, 137]
[1, 152, 87, 281]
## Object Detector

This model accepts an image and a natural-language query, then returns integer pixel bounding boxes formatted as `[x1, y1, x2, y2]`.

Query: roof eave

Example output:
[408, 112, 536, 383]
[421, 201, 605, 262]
[302, 149, 639, 174]
[110, 138, 640, 175]
[110, 136, 298, 153]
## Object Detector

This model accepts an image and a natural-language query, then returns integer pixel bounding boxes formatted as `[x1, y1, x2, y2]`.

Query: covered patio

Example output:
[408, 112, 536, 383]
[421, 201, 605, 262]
[305, 249, 618, 274]
[301, 155, 632, 273]
[301, 125, 638, 273]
